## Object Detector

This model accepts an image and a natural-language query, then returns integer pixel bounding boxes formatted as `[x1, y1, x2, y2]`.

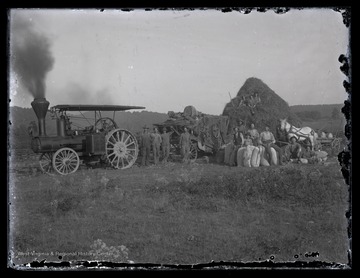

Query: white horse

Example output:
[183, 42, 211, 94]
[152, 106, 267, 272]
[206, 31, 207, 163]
[279, 119, 317, 150]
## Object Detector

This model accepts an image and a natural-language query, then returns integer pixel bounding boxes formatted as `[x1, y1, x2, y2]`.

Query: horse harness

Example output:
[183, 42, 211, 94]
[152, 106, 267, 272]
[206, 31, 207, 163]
[285, 124, 314, 140]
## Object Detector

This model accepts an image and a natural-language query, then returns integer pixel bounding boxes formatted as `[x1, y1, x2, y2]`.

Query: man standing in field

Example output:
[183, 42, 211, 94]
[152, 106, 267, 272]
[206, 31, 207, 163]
[140, 125, 152, 166]
[229, 126, 244, 166]
[161, 127, 173, 163]
[151, 127, 162, 165]
[179, 127, 191, 163]
[259, 126, 284, 165]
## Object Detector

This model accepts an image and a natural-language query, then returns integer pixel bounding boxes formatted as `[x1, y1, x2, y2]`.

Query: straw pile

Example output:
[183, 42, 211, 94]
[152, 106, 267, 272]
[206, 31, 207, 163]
[222, 77, 302, 138]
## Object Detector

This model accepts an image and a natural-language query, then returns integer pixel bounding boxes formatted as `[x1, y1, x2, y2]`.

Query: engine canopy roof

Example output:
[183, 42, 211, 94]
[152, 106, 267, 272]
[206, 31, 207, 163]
[52, 104, 145, 112]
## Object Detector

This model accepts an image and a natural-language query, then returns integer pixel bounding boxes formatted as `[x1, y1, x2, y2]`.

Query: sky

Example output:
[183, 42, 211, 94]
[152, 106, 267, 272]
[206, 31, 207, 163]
[8, 8, 350, 115]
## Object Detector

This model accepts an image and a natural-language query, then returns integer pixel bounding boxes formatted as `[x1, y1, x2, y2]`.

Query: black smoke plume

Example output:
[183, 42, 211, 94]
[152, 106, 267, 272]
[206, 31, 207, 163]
[10, 15, 54, 99]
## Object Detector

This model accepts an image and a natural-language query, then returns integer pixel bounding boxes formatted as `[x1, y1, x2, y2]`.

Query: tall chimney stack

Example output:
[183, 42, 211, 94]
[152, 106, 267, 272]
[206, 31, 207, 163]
[31, 98, 50, 137]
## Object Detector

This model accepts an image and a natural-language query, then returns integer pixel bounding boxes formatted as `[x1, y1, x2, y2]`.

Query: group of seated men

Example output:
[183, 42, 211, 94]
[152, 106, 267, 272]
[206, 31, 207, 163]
[226, 123, 327, 166]
[284, 136, 328, 164]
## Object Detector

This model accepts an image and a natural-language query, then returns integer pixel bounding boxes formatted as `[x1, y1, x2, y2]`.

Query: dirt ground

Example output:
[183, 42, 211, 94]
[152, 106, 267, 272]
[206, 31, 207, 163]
[8, 149, 351, 269]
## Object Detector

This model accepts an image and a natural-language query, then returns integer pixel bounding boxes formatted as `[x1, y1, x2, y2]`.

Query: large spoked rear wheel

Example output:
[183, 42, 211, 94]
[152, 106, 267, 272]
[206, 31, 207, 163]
[105, 128, 139, 169]
[189, 142, 198, 162]
[52, 147, 80, 175]
[95, 117, 118, 133]
[331, 138, 342, 153]
[39, 152, 54, 174]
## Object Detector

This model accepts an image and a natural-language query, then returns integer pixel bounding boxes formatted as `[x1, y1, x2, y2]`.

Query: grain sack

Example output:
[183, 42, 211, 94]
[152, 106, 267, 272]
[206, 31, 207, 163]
[300, 158, 308, 164]
[243, 145, 255, 167]
[315, 150, 328, 161]
[259, 146, 270, 166]
[237, 147, 246, 167]
[251, 146, 261, 167]
[270, 147, 278, 165]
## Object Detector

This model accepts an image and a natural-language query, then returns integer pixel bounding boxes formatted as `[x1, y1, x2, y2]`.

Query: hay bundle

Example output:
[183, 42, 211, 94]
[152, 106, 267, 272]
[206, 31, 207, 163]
[222, 77, 301, 139]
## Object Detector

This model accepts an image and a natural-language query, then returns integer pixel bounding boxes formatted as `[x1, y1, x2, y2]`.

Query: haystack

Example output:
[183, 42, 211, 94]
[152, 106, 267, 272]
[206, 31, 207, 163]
[222, 77, 302, 139]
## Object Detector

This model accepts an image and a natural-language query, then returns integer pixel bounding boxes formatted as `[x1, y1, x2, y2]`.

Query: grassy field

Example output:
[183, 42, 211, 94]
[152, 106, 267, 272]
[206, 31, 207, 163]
[8, 151, 350, 269]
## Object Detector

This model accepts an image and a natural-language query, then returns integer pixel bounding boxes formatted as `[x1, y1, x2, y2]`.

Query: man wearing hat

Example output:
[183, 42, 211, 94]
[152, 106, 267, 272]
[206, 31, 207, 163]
[233, 126, 244, 147]
[161, 127, 173, 163]
[285, 135, 302, 162]
[179, 127, 191, 163]
[140, 125, 152, 166]
[151, 127, 162, 165]
[229, 126, 244, 166]
[243, 132, 253, 147]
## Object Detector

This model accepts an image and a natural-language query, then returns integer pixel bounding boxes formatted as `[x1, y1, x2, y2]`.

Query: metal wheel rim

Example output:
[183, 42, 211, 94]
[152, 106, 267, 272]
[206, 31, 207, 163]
[39, 152, 54, 174]
[52, 147, 80, 175]
[106, 129, 138, 169]
[95, 117, 118, 133]
[332, 139, 341, 152]
[189, 143, 198, 161]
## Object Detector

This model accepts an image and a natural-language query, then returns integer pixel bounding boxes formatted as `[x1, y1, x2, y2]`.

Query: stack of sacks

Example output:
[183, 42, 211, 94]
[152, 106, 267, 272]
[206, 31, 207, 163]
[315, 150, 328, 162]
[238, 145, 278, 167]
[259, 146, 270, 166]
[237, 145, 260, 167]
[243, 145, 255, 167]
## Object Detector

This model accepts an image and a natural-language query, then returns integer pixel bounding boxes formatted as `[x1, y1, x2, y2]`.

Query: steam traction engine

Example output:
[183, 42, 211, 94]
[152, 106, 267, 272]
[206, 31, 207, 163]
[30, 98, 145, 175]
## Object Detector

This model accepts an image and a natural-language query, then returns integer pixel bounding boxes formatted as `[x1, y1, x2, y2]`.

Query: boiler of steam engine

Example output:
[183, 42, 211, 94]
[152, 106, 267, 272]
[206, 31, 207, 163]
[30, 98, 85, 154]
[31, 98, 50, 137]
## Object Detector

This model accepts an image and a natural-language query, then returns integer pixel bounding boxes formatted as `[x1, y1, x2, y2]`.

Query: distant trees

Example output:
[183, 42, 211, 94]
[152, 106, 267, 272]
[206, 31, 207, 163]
[294, 107, 342, 122]
[290, 104, 343, 119]
[295, 110, 322, 121]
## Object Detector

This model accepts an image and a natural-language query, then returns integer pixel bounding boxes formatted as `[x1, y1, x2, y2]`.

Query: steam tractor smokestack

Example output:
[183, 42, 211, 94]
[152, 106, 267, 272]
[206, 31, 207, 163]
[31, 98, 50, 136]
